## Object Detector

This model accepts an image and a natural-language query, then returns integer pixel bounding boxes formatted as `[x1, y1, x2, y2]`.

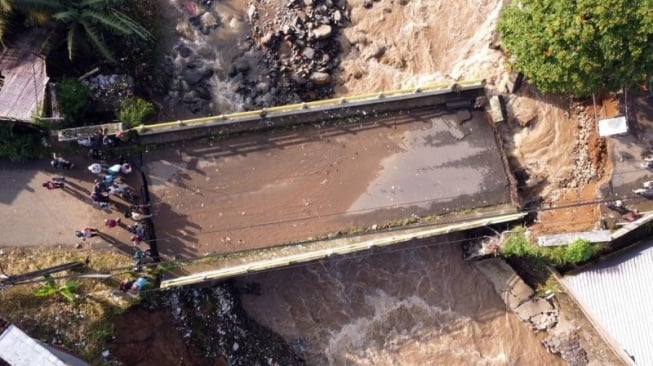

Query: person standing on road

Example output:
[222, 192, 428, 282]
[42, 180, 64, 190]
[75, 227, 98, 241]
[88, 163, 103, 174]
[51, 154, 74, 170]
[128, 222, 145, 237]
[104, 218, 121, 228]
[108, 182, 129, 195]
[107, 164, 124, 176]
[128, 211, 152, 221]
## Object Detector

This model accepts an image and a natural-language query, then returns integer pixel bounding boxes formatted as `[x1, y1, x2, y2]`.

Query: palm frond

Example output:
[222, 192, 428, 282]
[83, 9, 130, 35]
[79, 18, 115, 62]
[81, 0, 123, 8]
[0, 0, 11, 13]
[0, 19, 6, 48]
[66, 22, 77, 60]
[0, 0, 9, 47]
[9, 0, 61, 11]
[52, 9, 78, 22]
[111, 9, 153, 42]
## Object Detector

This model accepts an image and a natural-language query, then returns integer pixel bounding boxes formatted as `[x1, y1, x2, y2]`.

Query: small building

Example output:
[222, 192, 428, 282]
[0, 317, 90, 366]
[0, 27, 52, 122]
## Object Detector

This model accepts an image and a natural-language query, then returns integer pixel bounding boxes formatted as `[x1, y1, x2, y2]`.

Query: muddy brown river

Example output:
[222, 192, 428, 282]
[154, 0, 564, 363]
[235, 237, 562, 365]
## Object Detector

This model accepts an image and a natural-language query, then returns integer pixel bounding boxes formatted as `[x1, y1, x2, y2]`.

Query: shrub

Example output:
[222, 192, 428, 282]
[500, 230, 601, 267]
[0, 125, 47, 161]
[501, 229, 535, 258]
[34, 276, 79, 303]
[118, 96, 155, 128]
[57, 77, 91, 126]
[563, 239, 597, 263]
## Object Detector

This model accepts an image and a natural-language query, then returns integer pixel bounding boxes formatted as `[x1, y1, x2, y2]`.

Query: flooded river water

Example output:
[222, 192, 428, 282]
[154, 0, 565, 364]
[234, 237, 562, 365]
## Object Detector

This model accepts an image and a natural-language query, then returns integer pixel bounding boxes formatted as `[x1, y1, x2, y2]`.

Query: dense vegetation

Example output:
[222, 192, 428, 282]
[501, 229, 602, 267]
[497, 0, 653, 96]
[0, 0, 153, 62]
[0, 124, 46, 161]
[57, 77, 91, 126]
[118, 96, 155, 128]
[0, 0, 160, 159]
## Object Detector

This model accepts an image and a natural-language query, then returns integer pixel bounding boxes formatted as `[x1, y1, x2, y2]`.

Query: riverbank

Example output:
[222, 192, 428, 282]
[475, 256, 624, 365]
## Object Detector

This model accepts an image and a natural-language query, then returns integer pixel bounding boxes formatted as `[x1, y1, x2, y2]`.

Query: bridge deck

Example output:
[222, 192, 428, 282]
[161, 211, 525, 287]
[143, 102, 516, 260]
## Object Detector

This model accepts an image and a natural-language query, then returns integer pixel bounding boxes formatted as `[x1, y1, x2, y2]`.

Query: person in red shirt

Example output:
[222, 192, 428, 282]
[104, 218, 121, 228]
[42, 181, 64, 190]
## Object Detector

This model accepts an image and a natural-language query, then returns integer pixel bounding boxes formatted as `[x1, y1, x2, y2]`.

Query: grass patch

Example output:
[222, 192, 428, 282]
[0, 247, 139, 364]
[500, 228, 603, 268]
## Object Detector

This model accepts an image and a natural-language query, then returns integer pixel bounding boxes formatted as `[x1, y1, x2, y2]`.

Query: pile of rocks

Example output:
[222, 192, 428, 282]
[160, 0, 347, 117]
[472, 258, 559, 331]
[165, 283, 305, 364]
[560, 103, 606, 188]
[542, 330, 589, 366]
[246, 0, 348, 100]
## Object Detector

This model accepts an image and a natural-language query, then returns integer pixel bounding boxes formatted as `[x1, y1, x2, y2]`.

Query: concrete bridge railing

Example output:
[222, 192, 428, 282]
[160, 210, 524, 289]
[135, 80, 486, 144]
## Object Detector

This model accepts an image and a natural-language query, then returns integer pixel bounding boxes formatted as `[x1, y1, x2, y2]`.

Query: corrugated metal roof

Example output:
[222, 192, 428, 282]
[563, 241, 653, 365]
[0, 325, 67, 366]
[0, 322, 90, 366]
[0, 27, 51, 121]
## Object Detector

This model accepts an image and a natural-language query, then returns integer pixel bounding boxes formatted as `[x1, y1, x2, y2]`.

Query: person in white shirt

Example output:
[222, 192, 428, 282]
[109, 182, 129, 195]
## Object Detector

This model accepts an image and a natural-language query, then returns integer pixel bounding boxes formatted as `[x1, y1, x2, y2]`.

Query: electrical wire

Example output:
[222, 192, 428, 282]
[7, 164, 653, 288]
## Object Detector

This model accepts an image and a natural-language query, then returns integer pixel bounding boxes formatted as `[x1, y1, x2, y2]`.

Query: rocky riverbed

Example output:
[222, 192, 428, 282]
[158, 0, 346, 118]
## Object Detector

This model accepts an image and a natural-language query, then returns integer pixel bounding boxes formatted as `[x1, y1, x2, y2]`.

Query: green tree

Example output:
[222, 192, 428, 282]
[57, 76, 90, 125]
[497, 0, 653, 96]
[118, 96, 154, 128]
[8, 0, 153, 62]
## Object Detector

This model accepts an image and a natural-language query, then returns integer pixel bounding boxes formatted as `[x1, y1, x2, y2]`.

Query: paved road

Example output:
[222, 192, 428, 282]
[0, 155, 146, 257]
[602, 94, 653, 213]
[142, 106, 513, 259]
[0, 106, 513, 261]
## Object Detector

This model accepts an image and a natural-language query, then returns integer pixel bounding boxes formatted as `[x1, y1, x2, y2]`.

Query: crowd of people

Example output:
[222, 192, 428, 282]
[44, 134, 155, 294]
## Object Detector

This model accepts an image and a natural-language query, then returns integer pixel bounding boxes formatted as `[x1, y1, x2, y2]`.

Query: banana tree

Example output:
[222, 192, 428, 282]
[6, 0, 153, 62]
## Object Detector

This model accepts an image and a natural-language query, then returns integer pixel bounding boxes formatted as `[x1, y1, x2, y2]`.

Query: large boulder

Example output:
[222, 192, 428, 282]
[309, 72, 331, 85]
[311, 24, 332, 40]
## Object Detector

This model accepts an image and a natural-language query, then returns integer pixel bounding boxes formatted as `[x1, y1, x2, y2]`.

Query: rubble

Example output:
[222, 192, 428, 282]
[164, 283, 305, 364]
[559, 103, 606, 188]
[160, 0, 347, 116]
[82, 74, 134, 112]
[542, 330, 589, 366]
